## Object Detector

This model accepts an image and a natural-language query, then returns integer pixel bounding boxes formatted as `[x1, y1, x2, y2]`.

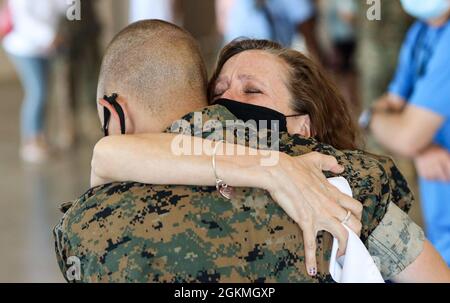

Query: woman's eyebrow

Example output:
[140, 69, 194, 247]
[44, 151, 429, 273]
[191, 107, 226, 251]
[238, 74, 268, 88]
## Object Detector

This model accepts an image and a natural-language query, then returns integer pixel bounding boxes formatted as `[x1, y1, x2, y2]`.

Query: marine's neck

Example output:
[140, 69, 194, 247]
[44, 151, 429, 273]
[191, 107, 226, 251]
[135, 96, 208, 133]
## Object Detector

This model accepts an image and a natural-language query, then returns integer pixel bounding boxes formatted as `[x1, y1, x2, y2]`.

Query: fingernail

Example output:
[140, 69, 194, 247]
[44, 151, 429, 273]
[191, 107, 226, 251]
[309, 268, 316, 276]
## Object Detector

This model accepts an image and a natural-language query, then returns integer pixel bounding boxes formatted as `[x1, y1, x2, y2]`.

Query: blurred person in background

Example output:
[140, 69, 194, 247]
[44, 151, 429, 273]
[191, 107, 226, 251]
[360, 0, 450, 265]
[324, 0, 359, 114]
[58, 0, 102, 148]
[356, 0, 411, 111]
[215, 0, 322, 61]
[129, 0, 183, 25]
[2, 0, 66, 163]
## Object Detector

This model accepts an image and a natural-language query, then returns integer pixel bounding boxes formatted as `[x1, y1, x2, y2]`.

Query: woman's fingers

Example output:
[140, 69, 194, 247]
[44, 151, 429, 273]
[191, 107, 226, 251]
[301, 226, 318, 277]
[301, 152, 344, 174]
[323, 218, 349, 257]
[324, 201, 361, 236]
[307, 178, 363, 223]
[334, 191, 363, 220]
[316, 190, 363, 229]
[344, 214, 362, 236]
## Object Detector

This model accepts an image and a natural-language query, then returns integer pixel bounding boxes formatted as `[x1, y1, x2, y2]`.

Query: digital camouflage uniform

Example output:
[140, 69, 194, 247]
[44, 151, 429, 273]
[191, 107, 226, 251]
[53, 104, 423, 282]
[356, 0, 412, 108]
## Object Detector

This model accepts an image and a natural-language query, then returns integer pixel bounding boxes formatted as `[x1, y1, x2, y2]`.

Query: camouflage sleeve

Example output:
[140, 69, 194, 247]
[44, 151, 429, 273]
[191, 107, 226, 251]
[316, 147, 392, 243]
[368, 203, 425, 281]
[165, 104, 238, 138]
[362, 152, 414, 213]
[379, 157, 415, 213]
[53, 217, 71, 282]
[53, 200, 81, 283]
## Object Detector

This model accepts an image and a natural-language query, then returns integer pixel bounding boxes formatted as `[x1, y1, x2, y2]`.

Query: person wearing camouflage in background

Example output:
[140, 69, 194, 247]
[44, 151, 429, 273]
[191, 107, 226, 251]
[53, 20, 448, 283]
[356, 0, 412, 109]
[355, 0, 419, 227]
[55, 0, 102, 147]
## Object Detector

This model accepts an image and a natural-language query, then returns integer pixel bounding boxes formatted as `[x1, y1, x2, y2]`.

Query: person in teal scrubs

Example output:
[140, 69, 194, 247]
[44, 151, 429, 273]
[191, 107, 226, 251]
[360, 0, 450, 265]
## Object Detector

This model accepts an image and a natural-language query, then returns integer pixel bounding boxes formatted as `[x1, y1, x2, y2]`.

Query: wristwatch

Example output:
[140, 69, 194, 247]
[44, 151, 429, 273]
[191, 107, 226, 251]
[359, 107, 374, 131]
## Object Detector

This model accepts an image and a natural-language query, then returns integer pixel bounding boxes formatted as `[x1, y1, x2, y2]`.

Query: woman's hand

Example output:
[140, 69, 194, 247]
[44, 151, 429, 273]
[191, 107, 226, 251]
[264, 152, 363, 276]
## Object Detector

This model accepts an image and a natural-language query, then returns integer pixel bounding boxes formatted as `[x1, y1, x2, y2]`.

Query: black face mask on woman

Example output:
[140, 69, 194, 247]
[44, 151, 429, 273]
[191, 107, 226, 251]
[213, 98, 304, 133]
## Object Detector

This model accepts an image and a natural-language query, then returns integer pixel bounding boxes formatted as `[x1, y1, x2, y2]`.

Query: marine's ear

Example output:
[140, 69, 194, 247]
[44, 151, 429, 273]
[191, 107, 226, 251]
[114, 97, 135, 134]
[98, 96, 135, 135]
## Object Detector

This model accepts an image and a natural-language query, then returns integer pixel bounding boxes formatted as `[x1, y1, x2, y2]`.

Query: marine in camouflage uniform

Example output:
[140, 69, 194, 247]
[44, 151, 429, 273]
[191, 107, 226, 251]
[61, 0, 101, 111]
[355, 0, 420, 228]
[53, 103, 424, 282]
[356, 0, 412, 108]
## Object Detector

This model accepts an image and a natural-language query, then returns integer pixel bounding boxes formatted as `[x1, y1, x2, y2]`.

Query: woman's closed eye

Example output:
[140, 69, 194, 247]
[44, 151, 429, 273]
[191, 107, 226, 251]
[244, 87, 263, 95]
[213, 82, 229, 99]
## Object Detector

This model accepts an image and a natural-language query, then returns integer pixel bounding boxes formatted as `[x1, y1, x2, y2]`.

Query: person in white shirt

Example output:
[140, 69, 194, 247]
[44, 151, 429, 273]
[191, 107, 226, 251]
[2, 0, 66, 163]
[215, 0, 321, 59]
[129, 0, 179, 24]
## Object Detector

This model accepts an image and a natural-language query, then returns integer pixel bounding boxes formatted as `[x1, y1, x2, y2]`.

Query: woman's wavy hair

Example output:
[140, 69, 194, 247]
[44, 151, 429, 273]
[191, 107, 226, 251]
[207, 39, 361, 150]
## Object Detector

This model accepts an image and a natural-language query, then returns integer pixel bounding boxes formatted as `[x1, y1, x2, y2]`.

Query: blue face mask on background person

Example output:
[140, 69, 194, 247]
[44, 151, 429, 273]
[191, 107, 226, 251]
[401, 0, 450, 20]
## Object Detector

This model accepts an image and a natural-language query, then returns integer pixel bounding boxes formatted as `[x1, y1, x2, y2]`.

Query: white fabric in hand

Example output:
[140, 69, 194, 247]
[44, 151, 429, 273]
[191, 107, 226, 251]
[327, 177, 384, 283]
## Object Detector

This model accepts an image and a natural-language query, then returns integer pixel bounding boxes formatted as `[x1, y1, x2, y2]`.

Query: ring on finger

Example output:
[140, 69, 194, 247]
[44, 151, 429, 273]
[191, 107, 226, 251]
[341, 210, 351, 225]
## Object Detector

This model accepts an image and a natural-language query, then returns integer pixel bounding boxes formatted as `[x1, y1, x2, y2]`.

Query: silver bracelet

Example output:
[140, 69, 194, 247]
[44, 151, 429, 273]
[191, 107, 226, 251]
[212, 140, 233, 200]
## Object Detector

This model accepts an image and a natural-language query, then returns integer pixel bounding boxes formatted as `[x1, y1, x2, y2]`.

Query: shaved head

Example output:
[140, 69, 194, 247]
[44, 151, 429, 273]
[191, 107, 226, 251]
[97, 20, 207, 116]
